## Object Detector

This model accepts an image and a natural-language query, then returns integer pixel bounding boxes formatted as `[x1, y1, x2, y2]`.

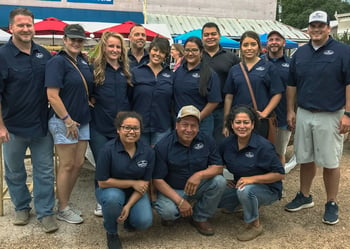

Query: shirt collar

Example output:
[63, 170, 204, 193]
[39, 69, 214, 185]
[8, 37, 40, 57]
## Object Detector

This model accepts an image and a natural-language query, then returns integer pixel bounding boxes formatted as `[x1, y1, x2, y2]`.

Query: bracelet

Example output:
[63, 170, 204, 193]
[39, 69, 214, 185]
[61, 114, 70, 121]
[65, 122, 75, 128]
[178, 198, 184, 208]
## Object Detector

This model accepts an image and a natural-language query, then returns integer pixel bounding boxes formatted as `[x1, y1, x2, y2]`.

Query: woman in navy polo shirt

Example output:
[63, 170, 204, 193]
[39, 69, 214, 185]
[131, 37, 173, 147]
[46, 24, 93, 224]
[223, 31, 283, 138]
[219, 105, 284, 241]
[173, 36, 221, 137]
[90, 31, 132, 216]
[95, 112, 154, 249]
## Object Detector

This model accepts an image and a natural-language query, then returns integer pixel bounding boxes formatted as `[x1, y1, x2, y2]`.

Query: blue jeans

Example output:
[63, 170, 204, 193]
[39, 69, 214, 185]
[95, 187, 153, 234]
[213, 107, 225, 145]
[89, 126, 112, 163]
[154, 175, 226, 222]
[199, 114, 214, 138]
[3, 133, 55, 219]
[219, 184, 279, 223]
[141, 128, 171, 147]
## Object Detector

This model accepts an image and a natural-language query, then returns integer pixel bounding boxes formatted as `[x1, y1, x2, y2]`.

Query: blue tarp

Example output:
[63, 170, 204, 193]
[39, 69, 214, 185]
[259, 33, 298, 49]
[173, 29, 240, 49]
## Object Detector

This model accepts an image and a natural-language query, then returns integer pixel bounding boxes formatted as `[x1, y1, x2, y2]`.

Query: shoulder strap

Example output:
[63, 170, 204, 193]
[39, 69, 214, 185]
[239, 62, 258, 110]
[65, 56, 89, 96]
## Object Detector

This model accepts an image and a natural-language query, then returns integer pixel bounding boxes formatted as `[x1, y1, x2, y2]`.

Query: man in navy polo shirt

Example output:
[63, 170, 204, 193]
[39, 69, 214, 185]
[153, 105, 226, 236]
[128, 24, 149, 69]
[0, 8, 57, 233]
[201, 22, 240, 144]
[264, 30, 295, 173]
[285, 11, 350, 225]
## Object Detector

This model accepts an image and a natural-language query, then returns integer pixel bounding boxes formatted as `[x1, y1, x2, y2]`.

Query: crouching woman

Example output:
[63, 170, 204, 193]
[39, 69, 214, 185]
[219, 105, 284, 241]
[95, 112, 155, 249]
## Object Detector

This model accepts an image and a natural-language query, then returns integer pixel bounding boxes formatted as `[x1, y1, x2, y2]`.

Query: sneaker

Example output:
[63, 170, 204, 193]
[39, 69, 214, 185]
[94, 203, 103, 217]
[57, 202, 82, 216]
[106, 232, 122, 249]
[285, 192, 314, 212]
[13, 209, 30, 225]
[237, 224, 263, 241]
[322, 201, 339, 225]
[40, 215, 59, 233]
[57, 206, 84, 224]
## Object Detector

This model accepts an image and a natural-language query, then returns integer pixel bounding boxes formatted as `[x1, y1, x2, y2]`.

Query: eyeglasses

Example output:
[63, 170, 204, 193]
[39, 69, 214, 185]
[120, 126, 141, 132]
[184, 48, 200, 54]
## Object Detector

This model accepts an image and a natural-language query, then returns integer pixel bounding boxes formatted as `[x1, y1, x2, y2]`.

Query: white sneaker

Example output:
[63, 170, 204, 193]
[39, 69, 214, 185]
[94, 203, 103, 217]
[57, 206, 84, 224]
[285, 154, 298, 174]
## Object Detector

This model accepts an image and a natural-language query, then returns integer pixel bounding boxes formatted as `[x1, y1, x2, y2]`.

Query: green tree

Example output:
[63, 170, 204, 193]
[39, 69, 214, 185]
[279, 0, 350, 29]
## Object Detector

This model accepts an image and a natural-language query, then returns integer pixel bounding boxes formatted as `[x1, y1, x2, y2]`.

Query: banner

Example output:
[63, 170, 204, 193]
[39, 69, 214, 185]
[67, 0, 113, 3]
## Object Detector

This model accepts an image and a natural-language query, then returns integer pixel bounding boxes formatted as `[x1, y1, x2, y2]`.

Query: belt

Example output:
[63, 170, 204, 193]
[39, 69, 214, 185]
[307, 109, 325, 113]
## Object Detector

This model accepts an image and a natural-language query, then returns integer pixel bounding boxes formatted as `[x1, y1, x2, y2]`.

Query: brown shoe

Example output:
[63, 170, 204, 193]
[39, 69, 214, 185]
[190, 219, 215, 236]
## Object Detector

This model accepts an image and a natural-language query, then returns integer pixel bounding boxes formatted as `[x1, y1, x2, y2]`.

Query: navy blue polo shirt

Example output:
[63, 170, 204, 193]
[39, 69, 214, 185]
[288, 37, 350, 112]
[131, 64, 173, 133]
[202, 47, 240, 99]
[95, 137, 155, 184]
[224, 59, 284, 111]
[153, 130, 223, 189]
[219, 132, 284, 196]
[128, 49, 149, 69]
[263, 54, 290, 127]
[91, 63, 130, 138]
[0, 38, 51, 137]
[45, 51, 93, 125]
[173, 62, 222, 114]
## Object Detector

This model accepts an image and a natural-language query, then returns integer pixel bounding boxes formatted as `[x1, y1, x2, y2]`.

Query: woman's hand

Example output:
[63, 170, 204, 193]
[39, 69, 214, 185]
[117, 205, 130, 222]
[132, 180, 149, 195]
[65, 121, 80, 139]
[222, 127, 230, 137]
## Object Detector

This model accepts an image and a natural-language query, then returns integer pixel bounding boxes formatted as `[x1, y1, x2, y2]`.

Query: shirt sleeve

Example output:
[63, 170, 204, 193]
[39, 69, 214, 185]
[45, 56, 66, 88]
[95, 144, 112, 182]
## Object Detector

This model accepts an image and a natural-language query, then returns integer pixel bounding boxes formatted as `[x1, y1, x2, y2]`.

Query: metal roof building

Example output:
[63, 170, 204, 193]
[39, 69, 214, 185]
[147, 14, 310, 43]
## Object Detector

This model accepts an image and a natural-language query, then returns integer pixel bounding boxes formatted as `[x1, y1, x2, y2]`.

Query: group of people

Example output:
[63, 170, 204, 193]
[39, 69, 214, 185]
[0, 7, 349, 249]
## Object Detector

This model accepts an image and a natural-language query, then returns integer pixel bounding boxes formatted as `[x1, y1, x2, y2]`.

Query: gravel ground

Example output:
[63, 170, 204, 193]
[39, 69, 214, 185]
[1, 142, 350, 249]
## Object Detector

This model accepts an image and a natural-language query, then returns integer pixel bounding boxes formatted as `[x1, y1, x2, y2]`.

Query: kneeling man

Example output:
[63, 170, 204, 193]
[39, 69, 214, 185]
[153, 105, 226, 236]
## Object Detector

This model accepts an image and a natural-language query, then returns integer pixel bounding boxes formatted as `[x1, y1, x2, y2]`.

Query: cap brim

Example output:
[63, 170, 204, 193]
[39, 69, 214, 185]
[66, 34, 87, 40]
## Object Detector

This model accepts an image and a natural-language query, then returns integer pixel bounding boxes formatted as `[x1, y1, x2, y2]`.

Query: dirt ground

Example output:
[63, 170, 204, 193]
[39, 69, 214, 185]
[0, 141, 349, 249]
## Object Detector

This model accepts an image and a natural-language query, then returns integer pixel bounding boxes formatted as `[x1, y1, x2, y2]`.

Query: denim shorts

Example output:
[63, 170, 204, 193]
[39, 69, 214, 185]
[48, 115, 90, 144]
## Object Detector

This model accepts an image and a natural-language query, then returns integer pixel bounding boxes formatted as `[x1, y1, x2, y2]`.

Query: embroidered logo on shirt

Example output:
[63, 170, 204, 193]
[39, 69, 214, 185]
[193, 143, 204, 150]
[35, 52, 44, 59]
[137, 160, 148, 168]
[120, 72, 125, 76]
[245, 152, 254, 158]
[323, 50, 334, 55]
[281, 63, 289, 68]
[80, 59, 88, 65]
[162, 73, 171, 78]
[255, 66, 265, 71]
[192, 73, 200, 78]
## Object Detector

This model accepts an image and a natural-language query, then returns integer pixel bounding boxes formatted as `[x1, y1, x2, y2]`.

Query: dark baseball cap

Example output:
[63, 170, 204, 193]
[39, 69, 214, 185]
[267, 30, 285, 40]
[64, 24, 87, 39]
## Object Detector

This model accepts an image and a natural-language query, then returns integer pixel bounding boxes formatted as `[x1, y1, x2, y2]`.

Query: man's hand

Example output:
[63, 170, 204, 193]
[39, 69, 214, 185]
[0, 126, 10, 143]
[184, 172, 202, 196]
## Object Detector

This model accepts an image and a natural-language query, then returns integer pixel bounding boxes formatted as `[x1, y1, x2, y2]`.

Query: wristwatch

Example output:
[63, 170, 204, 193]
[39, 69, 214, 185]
[344, 111, 350, 117]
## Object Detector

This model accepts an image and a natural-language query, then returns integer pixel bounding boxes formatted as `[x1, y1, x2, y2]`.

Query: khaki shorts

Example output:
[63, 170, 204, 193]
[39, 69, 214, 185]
[294, 107, 344, 169]
[275, 127, 292, 156]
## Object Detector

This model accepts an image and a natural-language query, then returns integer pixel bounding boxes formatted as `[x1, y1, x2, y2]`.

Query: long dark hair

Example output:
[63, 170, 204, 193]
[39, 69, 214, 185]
[184, 36, 211, 96]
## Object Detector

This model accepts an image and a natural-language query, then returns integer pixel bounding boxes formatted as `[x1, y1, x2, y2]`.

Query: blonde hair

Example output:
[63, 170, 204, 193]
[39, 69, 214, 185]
[93, 31, 132, 86]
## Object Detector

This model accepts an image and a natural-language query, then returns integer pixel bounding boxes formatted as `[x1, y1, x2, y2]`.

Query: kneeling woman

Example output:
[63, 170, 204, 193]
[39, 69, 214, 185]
[95, 112, 155, 249]
[219, 105, 284, 241]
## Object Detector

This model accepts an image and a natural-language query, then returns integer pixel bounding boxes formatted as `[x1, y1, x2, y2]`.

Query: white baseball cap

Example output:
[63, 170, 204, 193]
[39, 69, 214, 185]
[309, 11, 330, 25]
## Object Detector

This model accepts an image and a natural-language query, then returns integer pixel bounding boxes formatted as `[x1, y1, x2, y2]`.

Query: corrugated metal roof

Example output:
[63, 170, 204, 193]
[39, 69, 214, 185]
[147, 14, 309, 42]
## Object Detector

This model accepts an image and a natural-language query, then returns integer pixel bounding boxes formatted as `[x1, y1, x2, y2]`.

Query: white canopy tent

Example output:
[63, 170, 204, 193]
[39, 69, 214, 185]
[0, 29, 11, 43]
